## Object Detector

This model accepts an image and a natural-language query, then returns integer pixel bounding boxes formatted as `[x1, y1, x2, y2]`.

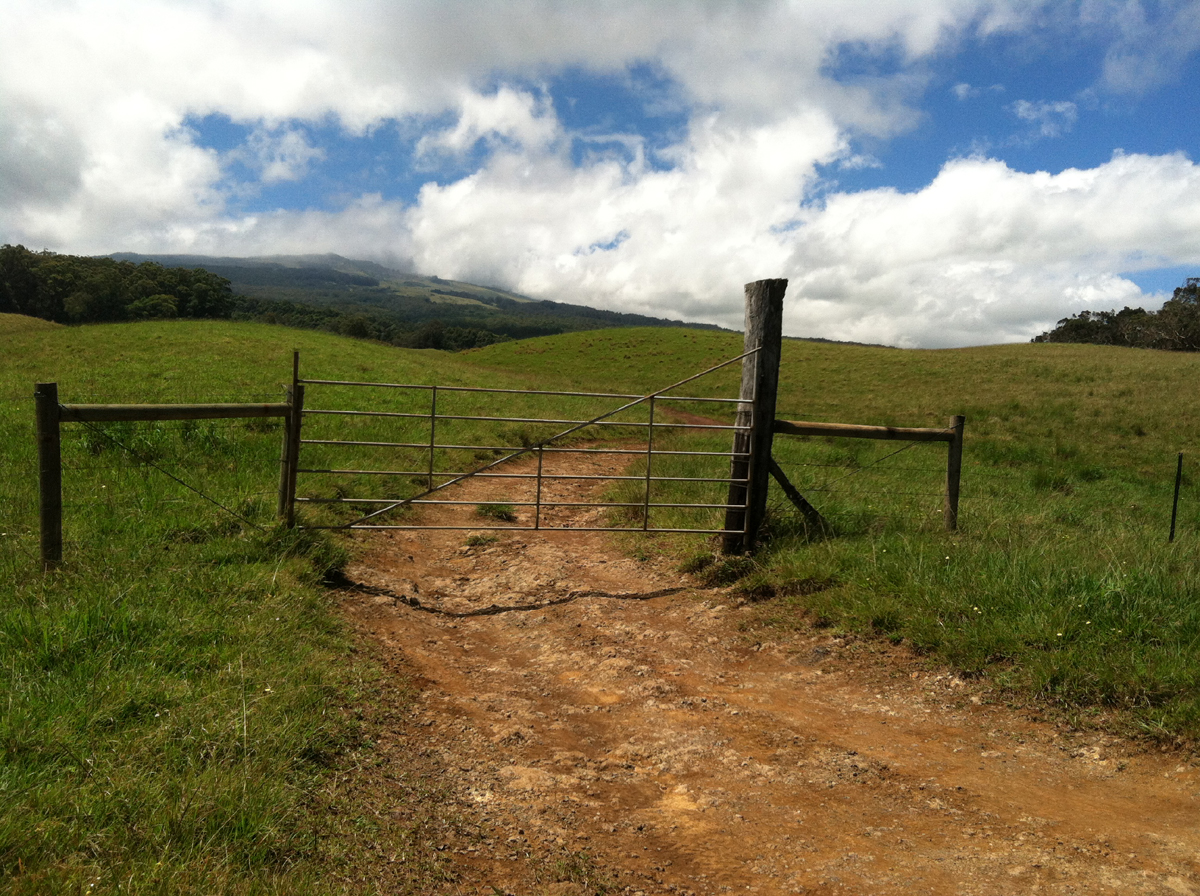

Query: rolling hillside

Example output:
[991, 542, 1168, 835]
[110, 252, 726, 342]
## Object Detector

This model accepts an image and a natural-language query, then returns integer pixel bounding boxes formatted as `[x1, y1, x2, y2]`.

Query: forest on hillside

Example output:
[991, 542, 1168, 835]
[0, 244, 234, 322]
[1034, 277, 1200, 350]
[0, 246, 524, 350]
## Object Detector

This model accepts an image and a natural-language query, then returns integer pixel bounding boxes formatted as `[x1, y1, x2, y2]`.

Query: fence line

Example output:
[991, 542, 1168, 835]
[33, 382, 296, 568]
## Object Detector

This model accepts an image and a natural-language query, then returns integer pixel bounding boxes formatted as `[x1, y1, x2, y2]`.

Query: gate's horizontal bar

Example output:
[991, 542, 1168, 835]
[422, 413, 747, 431]
[302, 525, 734, 534]
[298, 468, 533, 478]
[652, 421, 747, 430]
[299, 497, 532, 505]
[298, 378, 741, 403]
[437, 445, 751, 458]
[537, 473, 747, 484]
[567, 448, 748, 458]
[296, 468, 747, 484]
[643, 475, 749, 484]
[534, 501, 743, 509]
[59, 402, 290, 423]
[301, 439, 426, 448]
[299, 378, 432, 390]
[297, 497, 743, 509]
[298, 440, 749, 458]
[305, 409, 427, 419]
[774, 419, 954, 442]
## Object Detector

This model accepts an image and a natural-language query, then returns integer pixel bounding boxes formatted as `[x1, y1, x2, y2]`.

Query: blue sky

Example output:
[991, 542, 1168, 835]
[825, 30, 1200, 195]
[3, 1, 1200, 346]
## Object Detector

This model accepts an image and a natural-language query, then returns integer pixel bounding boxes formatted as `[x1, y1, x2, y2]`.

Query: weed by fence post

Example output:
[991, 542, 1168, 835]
[35, 382, 62, 570]
[944, 414, 965, 532]
[1171, 452, 1183, 542]
[723, 279, 787, 555]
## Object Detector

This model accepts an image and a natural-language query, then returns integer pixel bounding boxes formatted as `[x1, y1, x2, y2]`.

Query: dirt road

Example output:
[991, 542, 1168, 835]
[338, 449, 1200, 895]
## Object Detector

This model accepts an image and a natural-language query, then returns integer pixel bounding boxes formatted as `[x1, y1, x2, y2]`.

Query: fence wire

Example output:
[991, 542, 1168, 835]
[1, 399, 285, 572]
[766, 432, 955, 533]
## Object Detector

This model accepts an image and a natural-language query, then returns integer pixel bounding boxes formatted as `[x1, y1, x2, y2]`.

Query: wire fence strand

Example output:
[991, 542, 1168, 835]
[73, 420, 267, 531]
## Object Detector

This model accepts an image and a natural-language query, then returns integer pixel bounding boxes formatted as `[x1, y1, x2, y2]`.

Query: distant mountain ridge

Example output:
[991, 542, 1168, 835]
[108, 252, 719, 337]
[110, 251, 408, 281]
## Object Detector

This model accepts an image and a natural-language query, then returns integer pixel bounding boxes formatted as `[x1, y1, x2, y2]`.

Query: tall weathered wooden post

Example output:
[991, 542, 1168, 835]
[723, 279, 787, 554]
[944, 414, 965, 532]
[278, 350, 304, 527]
[35, 382, 62, 570]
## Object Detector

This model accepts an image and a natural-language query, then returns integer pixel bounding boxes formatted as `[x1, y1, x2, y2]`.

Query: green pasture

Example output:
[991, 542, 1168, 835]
[3, 313, 1200, 893]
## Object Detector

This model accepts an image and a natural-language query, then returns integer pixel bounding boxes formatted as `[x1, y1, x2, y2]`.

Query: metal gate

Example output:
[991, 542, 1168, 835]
[285, 350, 758, 537]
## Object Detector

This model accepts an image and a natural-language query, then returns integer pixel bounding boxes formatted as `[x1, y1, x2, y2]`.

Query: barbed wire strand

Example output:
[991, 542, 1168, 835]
[74, 420, 266, 532]
[799, 438, 929, 494]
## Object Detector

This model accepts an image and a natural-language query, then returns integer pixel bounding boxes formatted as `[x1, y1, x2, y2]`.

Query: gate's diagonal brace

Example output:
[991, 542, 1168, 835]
[768, 456, 830, 536]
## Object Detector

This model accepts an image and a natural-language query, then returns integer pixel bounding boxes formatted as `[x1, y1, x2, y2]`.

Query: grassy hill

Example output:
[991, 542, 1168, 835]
[3, 316, 1200, 891]
[0, 312, 61, 334]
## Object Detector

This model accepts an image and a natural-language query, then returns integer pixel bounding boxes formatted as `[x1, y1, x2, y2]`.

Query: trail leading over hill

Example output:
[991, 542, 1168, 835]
[339, 450, 1200, 895]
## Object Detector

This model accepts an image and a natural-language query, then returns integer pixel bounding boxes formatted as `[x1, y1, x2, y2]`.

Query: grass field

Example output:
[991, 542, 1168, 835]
[2, 313, 1200, 892]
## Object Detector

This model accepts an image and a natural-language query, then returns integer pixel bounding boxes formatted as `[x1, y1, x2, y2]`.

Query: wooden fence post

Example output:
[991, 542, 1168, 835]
[35, 382, 62, 570]
[284, 384, 305, 528]
[278, 384, 295, 520]
[944, 414, 965, 531]
[723, 279, 788, 554]
[1170, 452, 1183, 543]
[281, 348, 301, 523]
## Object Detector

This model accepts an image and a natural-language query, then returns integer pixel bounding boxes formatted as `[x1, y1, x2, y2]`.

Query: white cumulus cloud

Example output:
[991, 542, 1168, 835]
[1, 0, 1200, 347]
[785, 152, 1200, 347]
[1011, 99, 1078, 139]
[242, 127, 326, 184]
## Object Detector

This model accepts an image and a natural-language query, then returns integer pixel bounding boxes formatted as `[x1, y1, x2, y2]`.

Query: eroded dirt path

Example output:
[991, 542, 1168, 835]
[338, 449, 1200, 895]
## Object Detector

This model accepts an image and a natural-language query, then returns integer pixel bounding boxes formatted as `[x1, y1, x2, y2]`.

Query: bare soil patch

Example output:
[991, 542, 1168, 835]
[335, 449, 1200, 895]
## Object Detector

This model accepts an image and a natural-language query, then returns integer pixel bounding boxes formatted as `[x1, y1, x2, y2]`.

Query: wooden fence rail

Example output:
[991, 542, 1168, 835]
[773, 415, 966, 532]
[34, 381, 295, 570]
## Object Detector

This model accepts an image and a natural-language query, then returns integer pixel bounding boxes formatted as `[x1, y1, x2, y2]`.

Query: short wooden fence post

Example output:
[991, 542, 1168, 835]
[278, 384, 295, 520]
[723, 279, 787, 554]
[284, 384, 305, 528]
[944, 414, 965, 531]
[1170, 452, 1183, 543]
[35, 382, 62, 571]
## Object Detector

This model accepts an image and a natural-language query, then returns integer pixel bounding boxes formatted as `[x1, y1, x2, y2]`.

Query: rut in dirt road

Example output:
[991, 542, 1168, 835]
[339, 448, 1200, 896]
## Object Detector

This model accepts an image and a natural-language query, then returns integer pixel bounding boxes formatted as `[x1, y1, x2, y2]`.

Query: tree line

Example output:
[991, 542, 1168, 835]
[1, 244, 234, 322]
[231, 293, 506, 350]
[0, 245, 505, 350]
[1034, 278, 1200, 350]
